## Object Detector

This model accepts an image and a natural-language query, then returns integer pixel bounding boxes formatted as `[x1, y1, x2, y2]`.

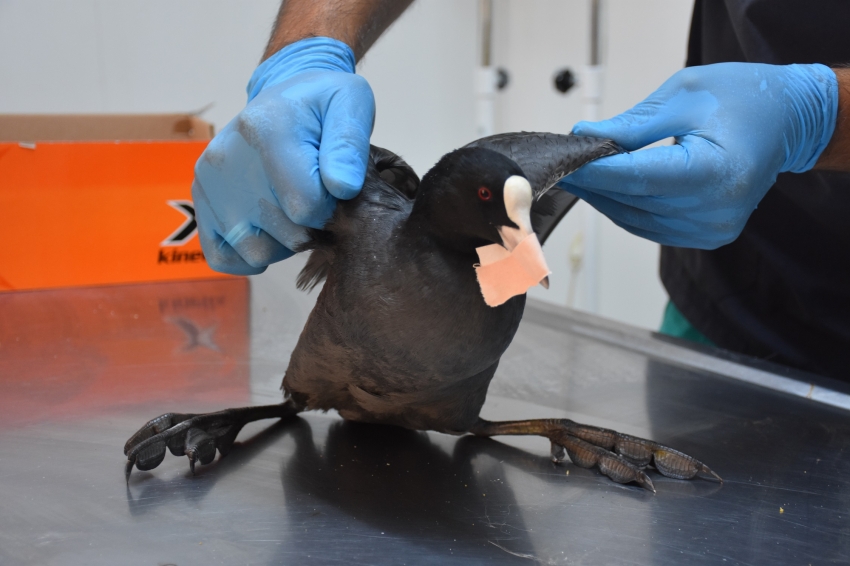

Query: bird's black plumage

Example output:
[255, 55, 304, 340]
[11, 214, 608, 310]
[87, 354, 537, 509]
[124, 133, 722, 491]
[286, 134, 621, 432]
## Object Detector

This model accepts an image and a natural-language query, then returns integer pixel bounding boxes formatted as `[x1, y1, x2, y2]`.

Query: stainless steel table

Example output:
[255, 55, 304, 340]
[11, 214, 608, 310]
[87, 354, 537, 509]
[1, 259, 848, 565]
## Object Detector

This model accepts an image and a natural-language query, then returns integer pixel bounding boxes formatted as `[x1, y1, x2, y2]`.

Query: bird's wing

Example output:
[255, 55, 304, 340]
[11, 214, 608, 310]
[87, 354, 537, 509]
[527, 187, 582, 246]
[296, 242, 334, 291]
[369, 145, 421, 200]
[463, 132, 622, 195]
[296, 145, 419, 291]
[463, 132, 623, 244]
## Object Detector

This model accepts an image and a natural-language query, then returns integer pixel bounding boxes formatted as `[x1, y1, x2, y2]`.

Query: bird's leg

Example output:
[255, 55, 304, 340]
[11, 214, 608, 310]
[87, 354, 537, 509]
[469, 418, 721, 493]
[123, 399, 303, 481]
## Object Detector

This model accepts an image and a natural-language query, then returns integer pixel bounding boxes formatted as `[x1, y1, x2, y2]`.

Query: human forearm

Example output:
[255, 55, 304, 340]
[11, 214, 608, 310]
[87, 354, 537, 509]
[815, 68, 850, 172]
[263, 0, 413, 61]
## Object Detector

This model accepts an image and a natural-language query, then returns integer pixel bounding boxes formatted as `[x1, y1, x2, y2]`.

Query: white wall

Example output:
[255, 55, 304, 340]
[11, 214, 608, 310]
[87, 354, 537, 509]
[596, 1, 692, 327]
[358, 1, 479, 177]
[0, 0, 281, 132]
[0, 0, 693, 330]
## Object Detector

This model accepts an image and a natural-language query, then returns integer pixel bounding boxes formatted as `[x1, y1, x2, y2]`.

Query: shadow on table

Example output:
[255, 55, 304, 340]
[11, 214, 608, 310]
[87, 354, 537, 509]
[276, 418, 549, 561]
[127, 412, 664, 561]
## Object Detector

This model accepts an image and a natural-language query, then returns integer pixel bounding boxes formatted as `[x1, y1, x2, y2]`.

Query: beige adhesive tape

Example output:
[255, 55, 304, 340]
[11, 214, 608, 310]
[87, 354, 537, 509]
[474, 233, 551, 307]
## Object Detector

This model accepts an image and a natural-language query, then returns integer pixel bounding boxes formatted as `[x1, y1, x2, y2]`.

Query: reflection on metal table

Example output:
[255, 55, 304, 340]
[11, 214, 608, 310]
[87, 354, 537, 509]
[1, 259, 848, 565]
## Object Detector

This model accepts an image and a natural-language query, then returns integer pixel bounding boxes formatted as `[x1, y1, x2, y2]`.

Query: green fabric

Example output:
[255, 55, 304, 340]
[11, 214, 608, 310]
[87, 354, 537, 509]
[659, 301, 715, 346]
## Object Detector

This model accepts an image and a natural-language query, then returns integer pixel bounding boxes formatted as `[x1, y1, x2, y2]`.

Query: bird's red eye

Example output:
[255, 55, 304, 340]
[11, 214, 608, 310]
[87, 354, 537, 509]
[478, 187, 492, 201]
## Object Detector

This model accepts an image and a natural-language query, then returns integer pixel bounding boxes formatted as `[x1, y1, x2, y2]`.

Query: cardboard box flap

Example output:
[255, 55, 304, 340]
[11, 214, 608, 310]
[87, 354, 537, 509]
[0, 114, 214, 142]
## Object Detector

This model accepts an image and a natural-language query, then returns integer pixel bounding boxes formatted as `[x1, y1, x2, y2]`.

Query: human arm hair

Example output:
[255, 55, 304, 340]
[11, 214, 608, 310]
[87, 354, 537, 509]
[263, 0, 414, 62]
[815, 68, 850, 172]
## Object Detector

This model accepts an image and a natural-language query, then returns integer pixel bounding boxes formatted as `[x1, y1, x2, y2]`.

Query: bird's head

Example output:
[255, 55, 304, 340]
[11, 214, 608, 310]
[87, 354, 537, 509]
[412, 147, 551, 304]
[414, 147, 536, 254]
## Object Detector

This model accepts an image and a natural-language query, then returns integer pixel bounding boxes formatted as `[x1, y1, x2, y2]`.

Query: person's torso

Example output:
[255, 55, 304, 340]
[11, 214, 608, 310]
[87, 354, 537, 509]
[662, 0, 850, 379]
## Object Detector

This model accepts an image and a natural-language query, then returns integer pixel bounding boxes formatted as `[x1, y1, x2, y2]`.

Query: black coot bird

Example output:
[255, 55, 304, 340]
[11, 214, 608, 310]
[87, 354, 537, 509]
[124, 133, 720, 492]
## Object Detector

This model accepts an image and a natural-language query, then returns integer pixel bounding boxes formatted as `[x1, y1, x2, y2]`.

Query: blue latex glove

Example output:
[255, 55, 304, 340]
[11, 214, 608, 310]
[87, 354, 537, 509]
[192, 37, 375, 274]
[559, 63, 838, 249]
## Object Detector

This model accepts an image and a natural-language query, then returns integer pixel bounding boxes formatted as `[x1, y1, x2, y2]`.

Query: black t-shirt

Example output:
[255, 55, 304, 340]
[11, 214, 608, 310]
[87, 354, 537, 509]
[662, 0, 850, 379]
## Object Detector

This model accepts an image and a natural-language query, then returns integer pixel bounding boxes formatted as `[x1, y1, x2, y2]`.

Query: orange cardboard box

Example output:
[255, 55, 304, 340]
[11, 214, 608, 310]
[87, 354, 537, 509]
[0, 114, 229, 291]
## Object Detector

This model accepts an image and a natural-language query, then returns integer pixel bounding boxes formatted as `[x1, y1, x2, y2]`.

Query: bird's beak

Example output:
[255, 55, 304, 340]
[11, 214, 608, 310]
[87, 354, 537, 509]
[498, 176, 550, 289]
[474, 175, 551, 306]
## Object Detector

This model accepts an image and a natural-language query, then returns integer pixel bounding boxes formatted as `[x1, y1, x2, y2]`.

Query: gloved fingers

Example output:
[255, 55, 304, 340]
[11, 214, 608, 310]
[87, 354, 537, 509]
[568, 182, 747, 231]
[559, 178, 718, 219]
[192, 172, 265, 275]
[193, 175, 295, 273]
[318, 74, 376, 200]
[254, 197, 313, 252]
[199, 218, 294, 274]
[194, 127, 314, 248]
[614, 222, 720, 249]
[604, 217, 687, 249]
[572, 73, 719, 151]
[573, 112, 667, 152]
[563, 140, 722, 197]
[565, 137, 756, 235]
[560, 182, 677, 216]
[197, 224, 267, 276]
[224, 221, 295, 268]
[239, 87, 336, 230]
[563, 184, 730, 250]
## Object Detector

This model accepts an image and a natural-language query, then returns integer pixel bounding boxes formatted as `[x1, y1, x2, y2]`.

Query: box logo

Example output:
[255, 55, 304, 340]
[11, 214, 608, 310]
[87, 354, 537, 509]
[162, 200, 198, 246]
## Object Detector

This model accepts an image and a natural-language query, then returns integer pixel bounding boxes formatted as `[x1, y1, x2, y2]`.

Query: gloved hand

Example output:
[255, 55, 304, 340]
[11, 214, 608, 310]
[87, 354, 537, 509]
[559, 63, 838, 249]
[193, 37, 375, 274]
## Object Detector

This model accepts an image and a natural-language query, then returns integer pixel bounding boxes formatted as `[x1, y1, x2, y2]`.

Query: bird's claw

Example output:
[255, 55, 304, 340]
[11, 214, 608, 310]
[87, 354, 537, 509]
[547, 421, 721, 492]
[475, 418, 719, 492]
[550, 442, 566, 463]
[123, 402, 302, 481]
[123, 410, 244, 481]
[184, 427, 218, 474]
